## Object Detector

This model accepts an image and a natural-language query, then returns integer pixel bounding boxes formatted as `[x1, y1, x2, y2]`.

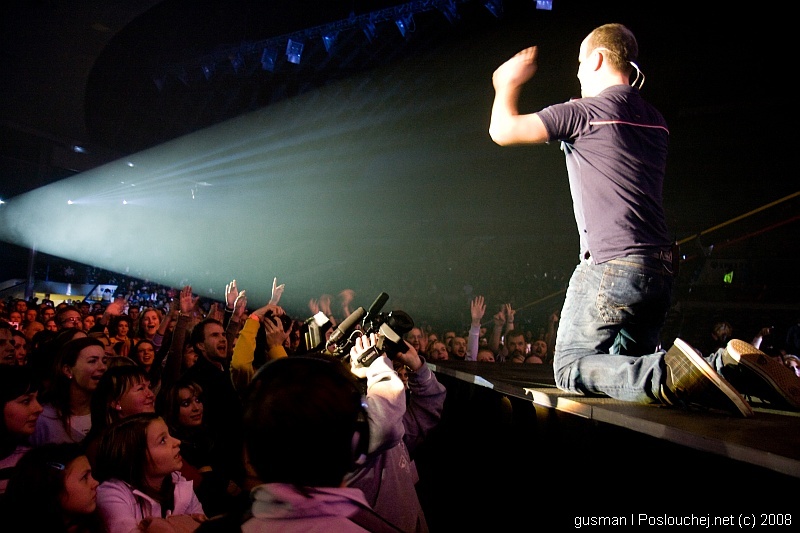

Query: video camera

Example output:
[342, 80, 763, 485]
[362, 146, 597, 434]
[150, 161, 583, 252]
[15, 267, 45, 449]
[296, 292, 414, 366]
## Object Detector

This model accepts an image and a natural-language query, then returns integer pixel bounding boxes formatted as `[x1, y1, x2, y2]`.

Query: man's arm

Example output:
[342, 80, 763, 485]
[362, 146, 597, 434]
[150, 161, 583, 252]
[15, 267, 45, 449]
[489, 46, 550, 146]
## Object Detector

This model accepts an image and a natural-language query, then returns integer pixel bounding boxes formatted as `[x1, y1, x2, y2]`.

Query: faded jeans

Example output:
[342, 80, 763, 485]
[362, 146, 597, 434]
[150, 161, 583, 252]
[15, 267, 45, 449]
[553, 253, 675, 403]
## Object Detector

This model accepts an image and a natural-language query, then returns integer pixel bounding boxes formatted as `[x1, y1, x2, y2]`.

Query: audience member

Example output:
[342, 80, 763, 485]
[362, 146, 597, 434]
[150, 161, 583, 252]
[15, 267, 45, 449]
[11, 329, 28, 366]
[503, 329, 530, 364]
[783, 354, 800, 378]
[109, 315, 134, 358]
[465, 295, 486, 362]
[525, 339, 547, 364]
[206, 354, 402, 532]
[489, 303, 516, 362]
[84, 364, 156, 467]
[405, 327, 427, 356]
[0, 322, 15, 366]
[426, 340, 449, 362]
[136, 307, 162, 343]
[183, 316, 245, 487]
[345, 333, 446, 533]
[57, 306, 84, 331]
[131, 339, 163, 395]
[0, 365, 44, 495]
[94, 412, 206, 533]
[81, 314, 96, 333]
[31, 337, 108, 446]
[2, 442, 102, 533]
[476, 347, 496, 362]
[161, 376, 245, 518]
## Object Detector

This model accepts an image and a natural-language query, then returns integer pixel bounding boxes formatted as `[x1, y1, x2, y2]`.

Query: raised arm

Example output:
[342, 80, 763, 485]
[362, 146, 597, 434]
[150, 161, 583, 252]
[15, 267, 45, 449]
[489, 46, 550, 146]
[466, 295, 486, 361]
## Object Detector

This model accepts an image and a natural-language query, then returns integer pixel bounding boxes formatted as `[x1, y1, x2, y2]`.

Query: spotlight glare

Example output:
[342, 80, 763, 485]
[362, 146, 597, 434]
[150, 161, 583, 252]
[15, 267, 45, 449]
[122, 200, 128, 205]
[67, 200, 74, 205]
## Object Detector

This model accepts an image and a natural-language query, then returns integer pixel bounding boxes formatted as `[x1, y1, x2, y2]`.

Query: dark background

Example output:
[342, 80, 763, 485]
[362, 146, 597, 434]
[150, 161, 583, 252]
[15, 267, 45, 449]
[1, 1, 797, 339]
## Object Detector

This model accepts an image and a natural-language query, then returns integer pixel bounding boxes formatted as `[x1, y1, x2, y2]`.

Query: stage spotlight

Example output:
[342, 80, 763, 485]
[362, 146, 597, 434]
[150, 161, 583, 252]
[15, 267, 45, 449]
[230, 52, 244, 73]
[286, 39, 304, 64]
[201, 61, 215, 80]
[153, 76, 166, 92]
[395, 14, 414, 37]
[362, 20, 378, 42]
[261, 48, 278, 71]
[484, 0, 503, 18]
[439, 1, 460, 24]
[322, 32, 338, 54]
[535, 0, 553, 10]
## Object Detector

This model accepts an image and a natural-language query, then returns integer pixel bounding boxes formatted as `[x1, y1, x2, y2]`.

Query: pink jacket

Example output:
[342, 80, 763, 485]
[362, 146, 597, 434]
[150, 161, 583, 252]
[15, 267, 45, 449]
[96, 471, 205, 533]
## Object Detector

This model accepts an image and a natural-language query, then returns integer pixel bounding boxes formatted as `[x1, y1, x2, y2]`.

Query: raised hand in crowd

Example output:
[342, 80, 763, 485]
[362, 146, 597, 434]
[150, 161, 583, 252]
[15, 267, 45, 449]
[268, 277, 285, 305]
[206, 302, 224, 324]
[339, 289, 355, 318]
[467, 295, 486, 361]
[225, 279, 240, 312]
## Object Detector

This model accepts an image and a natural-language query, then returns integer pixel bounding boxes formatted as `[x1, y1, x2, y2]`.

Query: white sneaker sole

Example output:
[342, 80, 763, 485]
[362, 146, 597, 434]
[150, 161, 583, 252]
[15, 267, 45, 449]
[672, 338, 753, 417]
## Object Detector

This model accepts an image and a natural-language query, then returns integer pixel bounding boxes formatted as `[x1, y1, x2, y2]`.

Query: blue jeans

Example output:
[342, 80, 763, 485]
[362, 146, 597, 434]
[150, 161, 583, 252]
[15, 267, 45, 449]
[553, 253, 675, 403]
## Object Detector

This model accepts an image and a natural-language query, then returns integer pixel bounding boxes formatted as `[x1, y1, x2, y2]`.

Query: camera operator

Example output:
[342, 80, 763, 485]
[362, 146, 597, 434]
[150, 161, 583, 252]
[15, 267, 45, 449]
[345, 331, 446, 533]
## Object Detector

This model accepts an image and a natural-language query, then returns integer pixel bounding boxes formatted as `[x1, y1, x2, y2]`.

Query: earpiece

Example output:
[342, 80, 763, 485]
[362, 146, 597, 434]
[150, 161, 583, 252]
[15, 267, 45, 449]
[629, 61, 645, 89]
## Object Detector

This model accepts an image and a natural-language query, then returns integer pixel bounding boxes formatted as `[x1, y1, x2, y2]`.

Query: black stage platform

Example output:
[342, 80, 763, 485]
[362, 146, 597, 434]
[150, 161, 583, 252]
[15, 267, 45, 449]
[414, 361, 800, 530]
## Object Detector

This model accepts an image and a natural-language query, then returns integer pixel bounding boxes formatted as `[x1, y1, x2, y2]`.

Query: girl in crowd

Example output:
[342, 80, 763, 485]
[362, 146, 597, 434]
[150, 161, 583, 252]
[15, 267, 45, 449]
[81, 314, 96, 333]
[2, 443, 101, 533]
[94, 412, 205, 533]
[83, 364, 156, 467]
[161, 376, 244, 517]
[0, 365, 44, 495]
[31, 337, 107, 446]
[109, 315, 134, 358]
[136, 308, 162, 343]
[132, 339, 163, 396]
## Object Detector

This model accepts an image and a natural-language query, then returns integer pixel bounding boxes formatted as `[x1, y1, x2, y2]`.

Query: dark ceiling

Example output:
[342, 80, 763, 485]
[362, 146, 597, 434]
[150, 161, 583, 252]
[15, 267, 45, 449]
[1, 0, 524, 195]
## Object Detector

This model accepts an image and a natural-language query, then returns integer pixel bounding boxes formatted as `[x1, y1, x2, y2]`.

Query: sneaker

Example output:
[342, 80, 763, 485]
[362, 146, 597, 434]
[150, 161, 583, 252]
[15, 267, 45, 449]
[661, 338, 753, 417]
[724, 339, 800, 410]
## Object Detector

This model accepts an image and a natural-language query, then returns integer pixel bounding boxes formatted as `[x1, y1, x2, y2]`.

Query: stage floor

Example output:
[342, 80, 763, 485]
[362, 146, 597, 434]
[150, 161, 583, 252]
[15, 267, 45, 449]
[427, 360, 800, 479]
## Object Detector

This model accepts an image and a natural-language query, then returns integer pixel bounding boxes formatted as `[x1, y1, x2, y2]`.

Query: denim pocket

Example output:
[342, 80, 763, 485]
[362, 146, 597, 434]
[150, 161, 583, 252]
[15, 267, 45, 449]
[596, 264, 665, 325]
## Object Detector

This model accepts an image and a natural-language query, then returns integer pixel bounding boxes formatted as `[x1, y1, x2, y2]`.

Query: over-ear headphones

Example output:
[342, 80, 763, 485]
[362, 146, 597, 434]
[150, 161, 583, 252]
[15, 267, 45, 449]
[245, 353, 370, 470]
[351, 395, 370, 467]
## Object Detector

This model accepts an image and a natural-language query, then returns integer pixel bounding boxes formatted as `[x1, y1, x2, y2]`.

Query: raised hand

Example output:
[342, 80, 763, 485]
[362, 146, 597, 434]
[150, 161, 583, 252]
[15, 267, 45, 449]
[179, 286, 198, 315]
[207, 302, 224, 323]
[105, 296, 126, 317]
[492, 46, 539, 90]
[225, 279, 239, 310]
[470, 295, 486, 327]
[493, 307, 506, 327]
[262, 313, 289, 349]
[269, 277, 285, 305]
[233, 290, 247, 320]
[318, 294, 333, 316]
[503, 303, 516, 325]
[394, 340, 423, 371]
